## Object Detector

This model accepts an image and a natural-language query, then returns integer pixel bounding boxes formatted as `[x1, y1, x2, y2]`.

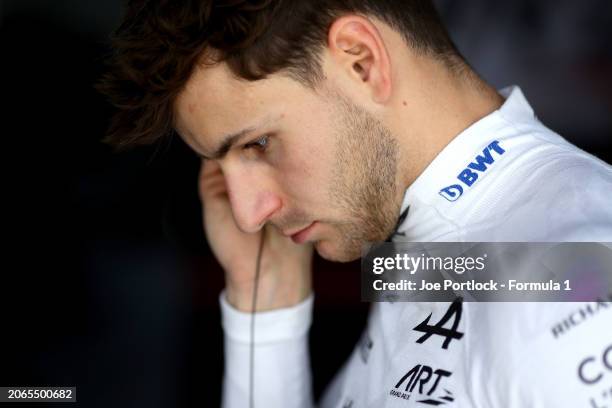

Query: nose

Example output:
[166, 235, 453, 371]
[223, 168, 282, 233]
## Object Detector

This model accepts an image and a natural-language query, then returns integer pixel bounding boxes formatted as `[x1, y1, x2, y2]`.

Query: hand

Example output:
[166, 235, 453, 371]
[198, 159, 313, 312]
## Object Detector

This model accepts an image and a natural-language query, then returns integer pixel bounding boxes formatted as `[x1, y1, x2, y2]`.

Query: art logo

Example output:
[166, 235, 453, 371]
[439, 140, 506, 202]
[390, 364, 454, 405]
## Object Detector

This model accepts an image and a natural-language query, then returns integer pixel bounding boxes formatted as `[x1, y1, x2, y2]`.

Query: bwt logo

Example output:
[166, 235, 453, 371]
[439, 140, 506, 202]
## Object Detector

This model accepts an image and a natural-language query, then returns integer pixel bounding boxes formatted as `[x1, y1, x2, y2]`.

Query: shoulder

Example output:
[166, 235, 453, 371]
[461, 129, 612, 241]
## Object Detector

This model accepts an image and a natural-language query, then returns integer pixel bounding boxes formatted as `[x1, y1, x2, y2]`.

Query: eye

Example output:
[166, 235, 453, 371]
[244, 135, 269, 151]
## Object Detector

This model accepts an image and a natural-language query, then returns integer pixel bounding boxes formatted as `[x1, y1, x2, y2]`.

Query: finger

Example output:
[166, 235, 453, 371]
[199, 158, 222, 180]
[204, 177, 227, 192]
[199, 159, 227, 200]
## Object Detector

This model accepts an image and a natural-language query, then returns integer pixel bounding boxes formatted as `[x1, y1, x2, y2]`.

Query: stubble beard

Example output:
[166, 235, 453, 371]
[319, 92, 402, 262]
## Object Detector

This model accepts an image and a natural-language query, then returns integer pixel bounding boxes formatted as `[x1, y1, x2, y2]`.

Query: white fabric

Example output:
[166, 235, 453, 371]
[220, 86, 612, 408]
[220, 291, 314, 408]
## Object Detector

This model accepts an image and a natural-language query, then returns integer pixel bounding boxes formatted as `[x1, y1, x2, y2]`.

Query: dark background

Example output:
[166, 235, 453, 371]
[1, 1, 610, 407]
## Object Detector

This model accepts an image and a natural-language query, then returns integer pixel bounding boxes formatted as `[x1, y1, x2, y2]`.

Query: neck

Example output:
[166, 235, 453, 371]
[390, 56, 504, 192]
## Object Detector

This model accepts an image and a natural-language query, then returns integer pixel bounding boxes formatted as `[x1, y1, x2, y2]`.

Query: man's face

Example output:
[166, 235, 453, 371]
[174, 62, 402, 262]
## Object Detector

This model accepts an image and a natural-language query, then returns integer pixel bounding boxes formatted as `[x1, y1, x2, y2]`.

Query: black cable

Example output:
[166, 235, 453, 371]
[249, 227, 266, 408]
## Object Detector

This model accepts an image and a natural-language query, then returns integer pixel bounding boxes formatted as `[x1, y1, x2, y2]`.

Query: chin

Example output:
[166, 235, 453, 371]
[314, 240, 361, 263]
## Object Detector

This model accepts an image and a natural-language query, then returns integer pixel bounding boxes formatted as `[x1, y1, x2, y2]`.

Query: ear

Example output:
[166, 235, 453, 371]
[328, 15, 392, 104]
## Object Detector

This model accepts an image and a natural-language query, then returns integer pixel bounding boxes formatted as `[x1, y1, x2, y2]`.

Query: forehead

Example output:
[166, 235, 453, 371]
[174, 61, 304, 150]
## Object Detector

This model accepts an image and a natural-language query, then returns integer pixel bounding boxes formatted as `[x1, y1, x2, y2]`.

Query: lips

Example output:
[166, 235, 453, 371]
[287, 222, 317, 244]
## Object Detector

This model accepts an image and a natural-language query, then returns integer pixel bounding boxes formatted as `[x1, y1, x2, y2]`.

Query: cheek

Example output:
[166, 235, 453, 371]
[278, 155, 319, 202]
[277, 133, 335, 204]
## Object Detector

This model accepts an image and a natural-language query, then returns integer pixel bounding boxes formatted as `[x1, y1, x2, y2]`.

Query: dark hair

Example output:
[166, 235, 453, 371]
[96, 0, 461, 151]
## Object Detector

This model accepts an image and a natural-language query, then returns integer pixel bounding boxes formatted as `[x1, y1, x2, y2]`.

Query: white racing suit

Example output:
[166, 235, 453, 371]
[219, 86, 612, 407]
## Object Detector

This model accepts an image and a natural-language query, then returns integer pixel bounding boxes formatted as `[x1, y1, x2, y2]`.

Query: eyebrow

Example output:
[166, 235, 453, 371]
[198, 125, 259, 160]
